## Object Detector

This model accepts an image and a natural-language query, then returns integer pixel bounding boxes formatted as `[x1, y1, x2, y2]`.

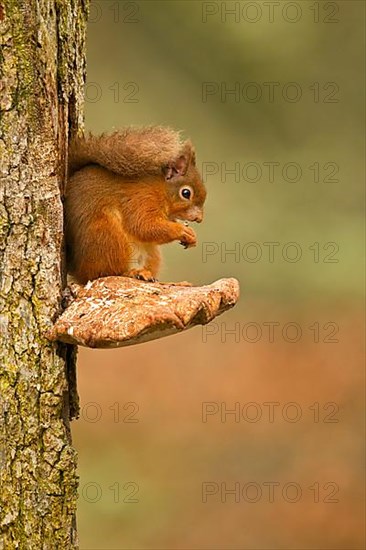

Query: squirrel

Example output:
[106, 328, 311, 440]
[65, 126, 207, 284]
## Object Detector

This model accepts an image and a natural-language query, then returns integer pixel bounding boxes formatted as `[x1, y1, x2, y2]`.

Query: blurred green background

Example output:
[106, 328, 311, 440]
[73, 1, 365, 548]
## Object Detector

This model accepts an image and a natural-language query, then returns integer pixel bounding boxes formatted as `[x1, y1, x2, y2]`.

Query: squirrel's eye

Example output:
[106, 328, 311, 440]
[179, 186, 193, 200]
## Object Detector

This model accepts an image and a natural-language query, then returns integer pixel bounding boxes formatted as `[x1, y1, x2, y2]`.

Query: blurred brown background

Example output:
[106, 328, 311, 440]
[73, 1, 365, 548]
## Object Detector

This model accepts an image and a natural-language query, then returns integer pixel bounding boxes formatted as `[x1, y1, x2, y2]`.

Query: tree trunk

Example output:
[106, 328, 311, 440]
[0, 1, 88, 548]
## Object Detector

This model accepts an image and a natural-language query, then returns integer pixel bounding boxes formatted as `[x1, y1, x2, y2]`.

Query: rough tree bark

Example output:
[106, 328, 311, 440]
[0, 1, 88, 548]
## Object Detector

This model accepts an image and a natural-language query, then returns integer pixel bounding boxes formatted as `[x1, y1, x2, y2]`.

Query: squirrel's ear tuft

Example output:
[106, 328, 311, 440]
[163, 141, 196, 180]
[181, 140, 196, 166]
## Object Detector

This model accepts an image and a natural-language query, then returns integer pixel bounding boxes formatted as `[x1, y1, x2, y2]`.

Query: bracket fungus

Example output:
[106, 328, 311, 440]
[48, 276, 240, 348]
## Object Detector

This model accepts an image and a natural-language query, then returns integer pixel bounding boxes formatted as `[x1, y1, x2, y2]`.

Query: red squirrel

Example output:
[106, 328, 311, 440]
[65, 126, 207, 284]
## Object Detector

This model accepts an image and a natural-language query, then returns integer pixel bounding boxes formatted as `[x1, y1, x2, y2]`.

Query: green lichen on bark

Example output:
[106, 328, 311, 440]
[0, 1, 88, 548]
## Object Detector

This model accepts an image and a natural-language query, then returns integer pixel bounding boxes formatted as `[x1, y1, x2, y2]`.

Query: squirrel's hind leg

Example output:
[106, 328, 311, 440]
[72, 209, 131, 283]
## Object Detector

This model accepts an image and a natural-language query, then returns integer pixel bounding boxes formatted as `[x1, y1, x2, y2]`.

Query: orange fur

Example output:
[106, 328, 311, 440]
[65, 128, 206, 284]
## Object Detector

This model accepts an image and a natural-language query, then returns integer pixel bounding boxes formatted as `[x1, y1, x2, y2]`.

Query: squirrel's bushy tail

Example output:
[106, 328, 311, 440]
[68, 126, 186, 178]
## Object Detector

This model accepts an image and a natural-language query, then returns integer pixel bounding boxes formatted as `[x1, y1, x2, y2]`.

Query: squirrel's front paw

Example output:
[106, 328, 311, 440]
[126, 268, 157, 282]
[179, 226, 197, 249]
